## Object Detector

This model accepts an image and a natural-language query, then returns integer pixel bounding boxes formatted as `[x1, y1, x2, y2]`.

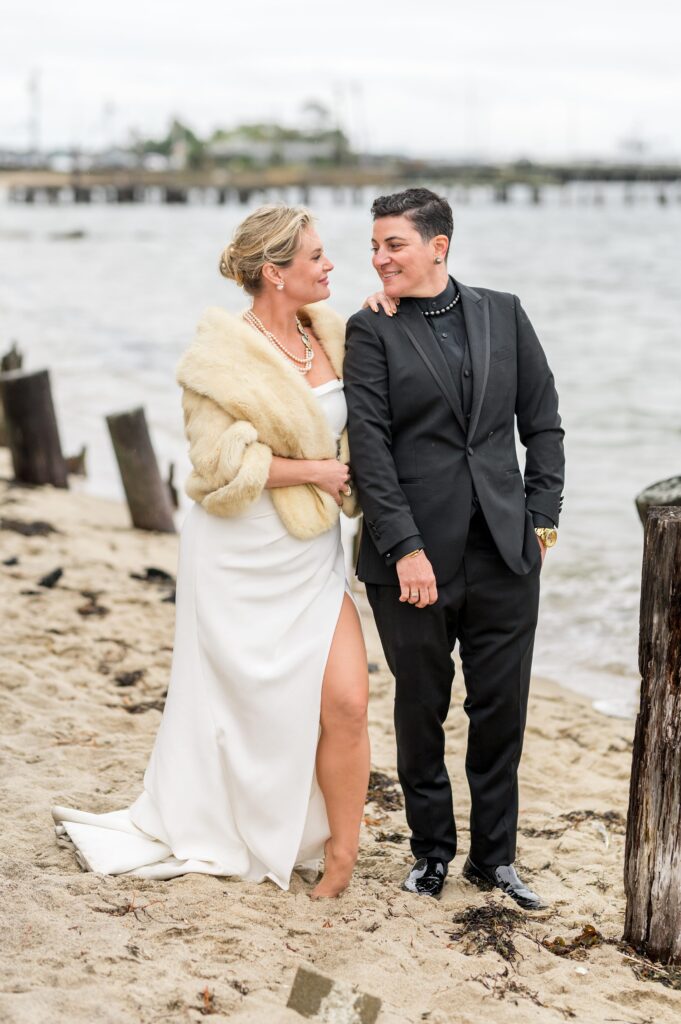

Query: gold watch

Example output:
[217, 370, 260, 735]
[534, 527, 558, 548]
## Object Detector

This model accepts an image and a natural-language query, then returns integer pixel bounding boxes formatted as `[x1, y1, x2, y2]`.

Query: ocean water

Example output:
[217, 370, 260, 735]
[1, 185, 680, 712]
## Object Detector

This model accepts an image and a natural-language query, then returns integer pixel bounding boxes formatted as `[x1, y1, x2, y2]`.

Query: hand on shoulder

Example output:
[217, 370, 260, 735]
[362, 291, 400, 317]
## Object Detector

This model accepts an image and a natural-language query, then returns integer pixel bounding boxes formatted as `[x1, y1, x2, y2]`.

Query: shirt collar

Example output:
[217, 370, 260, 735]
[415, 276, 458, 313]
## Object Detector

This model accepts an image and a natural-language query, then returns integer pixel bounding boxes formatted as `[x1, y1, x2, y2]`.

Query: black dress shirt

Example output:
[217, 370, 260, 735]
[416, 276, 471, 414]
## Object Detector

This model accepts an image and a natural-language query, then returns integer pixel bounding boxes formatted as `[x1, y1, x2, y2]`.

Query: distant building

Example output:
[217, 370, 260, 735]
[92, 148, 140, 170]
[0, 117, 355, 175]
[206, 124, 351, 167]
[0, 149, 43, 170]
[43, 148, 140, 172]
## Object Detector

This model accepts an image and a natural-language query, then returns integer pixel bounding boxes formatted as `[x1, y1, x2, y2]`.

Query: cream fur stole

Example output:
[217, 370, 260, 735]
[176, 301, 359, 539]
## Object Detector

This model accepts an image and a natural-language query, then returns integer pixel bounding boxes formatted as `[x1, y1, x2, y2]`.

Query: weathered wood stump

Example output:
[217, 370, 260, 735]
[0, 343, 24, 447]
[635, 476, 681, 525]
[0, 343, 23, 373]
[287, 966, 381, 1023]
[166, 462, 179, 509]
[64, 444, 87, 477]
[624, 506, 681, 963]
[0, 368, 68, 487]
[106, 406, 176, 533]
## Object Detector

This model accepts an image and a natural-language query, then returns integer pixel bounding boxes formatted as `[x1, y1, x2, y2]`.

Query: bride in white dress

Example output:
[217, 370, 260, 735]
[52, 205, 372, 899]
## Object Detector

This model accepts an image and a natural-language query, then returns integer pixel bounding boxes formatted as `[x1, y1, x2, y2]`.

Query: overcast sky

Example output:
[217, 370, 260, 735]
[1, 0, 679, 160]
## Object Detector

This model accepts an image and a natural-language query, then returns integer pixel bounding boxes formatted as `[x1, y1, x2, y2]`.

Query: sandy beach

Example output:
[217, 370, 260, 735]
[1, 462, 680, 1024]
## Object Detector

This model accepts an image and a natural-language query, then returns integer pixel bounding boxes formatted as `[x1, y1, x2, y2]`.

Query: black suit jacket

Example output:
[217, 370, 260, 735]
[344, 282, 565, 584]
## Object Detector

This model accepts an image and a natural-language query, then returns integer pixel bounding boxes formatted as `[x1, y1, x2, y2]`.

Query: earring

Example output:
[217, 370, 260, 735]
[434, 256, 443, 264]
[276, 282, 284, 291]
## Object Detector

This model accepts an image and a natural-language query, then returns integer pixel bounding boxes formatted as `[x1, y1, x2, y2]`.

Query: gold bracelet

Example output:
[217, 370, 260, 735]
[406, 548, 423, 558]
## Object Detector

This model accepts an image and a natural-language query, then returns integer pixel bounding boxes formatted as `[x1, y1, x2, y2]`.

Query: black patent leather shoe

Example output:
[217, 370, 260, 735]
[402, 857, 448, 899]
[462, 856, 546, 910]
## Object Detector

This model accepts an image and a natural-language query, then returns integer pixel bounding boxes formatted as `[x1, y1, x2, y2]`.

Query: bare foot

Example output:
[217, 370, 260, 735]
[309, 840, 356, 899]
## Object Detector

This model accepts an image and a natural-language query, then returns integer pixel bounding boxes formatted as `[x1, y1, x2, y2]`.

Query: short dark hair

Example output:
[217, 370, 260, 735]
[371, 188, 453, 246]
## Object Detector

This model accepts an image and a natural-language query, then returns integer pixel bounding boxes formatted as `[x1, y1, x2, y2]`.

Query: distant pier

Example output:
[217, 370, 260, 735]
[1, 162, 680, 205]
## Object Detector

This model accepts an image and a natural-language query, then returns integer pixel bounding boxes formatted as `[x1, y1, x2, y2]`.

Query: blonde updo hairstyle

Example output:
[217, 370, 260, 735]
[219, 204, 313, 295]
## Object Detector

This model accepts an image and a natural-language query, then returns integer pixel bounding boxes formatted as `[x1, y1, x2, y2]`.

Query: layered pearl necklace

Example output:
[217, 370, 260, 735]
[243, 309, 314, 375]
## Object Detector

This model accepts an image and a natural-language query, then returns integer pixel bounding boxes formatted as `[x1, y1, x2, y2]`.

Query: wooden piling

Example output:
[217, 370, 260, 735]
[0, 368, 68, 487]
[164, 187, 187, 204]
[623, 506, 681, 963]
[65, 444, 87, 477]
[166, 462, 179, 510]
[635, 476, 681, 525]
[0, 344, 23, 447]
[106, 406, 176, 533]
[1, 344, 23, 374]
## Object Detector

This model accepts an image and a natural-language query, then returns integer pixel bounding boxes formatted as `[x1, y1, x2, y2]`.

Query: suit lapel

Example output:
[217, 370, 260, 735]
[460, 284, 490, 443]
[397, 300, 467, 434]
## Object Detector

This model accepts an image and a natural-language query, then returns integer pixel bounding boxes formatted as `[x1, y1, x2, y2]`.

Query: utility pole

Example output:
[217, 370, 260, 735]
[27, 69, 41, 163]
[351, 81, 369, 165]
[102, 100, 116, 152]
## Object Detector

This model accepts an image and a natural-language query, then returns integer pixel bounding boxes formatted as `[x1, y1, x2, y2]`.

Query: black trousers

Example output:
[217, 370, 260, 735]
[366, 510, 540, 867]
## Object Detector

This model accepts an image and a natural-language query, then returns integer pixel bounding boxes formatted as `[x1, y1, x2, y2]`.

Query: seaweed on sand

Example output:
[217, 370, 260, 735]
[520, 808, 626, 840]
[374, 831, 407, 844]
[448, 903, 528, 962]
[470, 966, 545, 1006]
[0, 516, 58, 536]
[545, 925, 681, 992]
[543, 924, 603, 959]
[367, 770, 403, 812]
[620, 947, 681, 991]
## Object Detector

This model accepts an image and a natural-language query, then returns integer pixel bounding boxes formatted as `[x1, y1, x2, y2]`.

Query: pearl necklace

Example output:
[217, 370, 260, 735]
[421, 291, 461, 317]
[243, 309, 314, 375]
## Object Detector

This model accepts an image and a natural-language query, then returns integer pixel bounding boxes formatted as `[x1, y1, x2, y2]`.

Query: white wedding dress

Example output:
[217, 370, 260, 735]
[52, 379, 350, 890]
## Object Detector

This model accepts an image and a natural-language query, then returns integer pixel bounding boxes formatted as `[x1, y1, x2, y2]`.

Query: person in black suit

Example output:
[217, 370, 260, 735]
[344, 189, 564, 908]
